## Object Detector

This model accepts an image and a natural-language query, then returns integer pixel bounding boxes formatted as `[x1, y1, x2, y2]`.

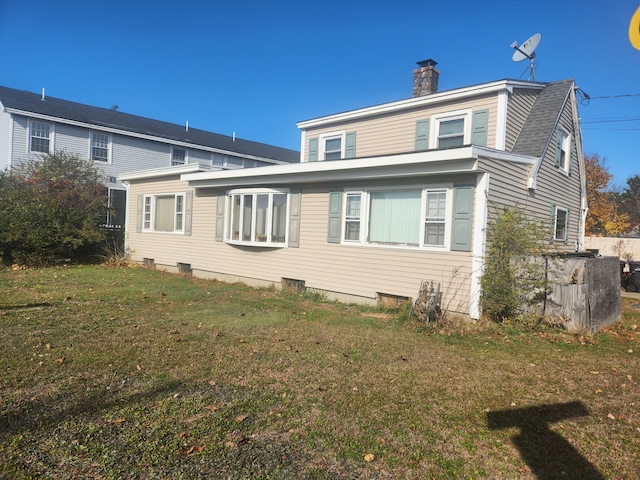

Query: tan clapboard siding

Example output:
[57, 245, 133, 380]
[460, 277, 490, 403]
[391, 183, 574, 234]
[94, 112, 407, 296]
[505, 88, 539, 151]
[128, 178, 475, 313]
[303, 94, 499, 160]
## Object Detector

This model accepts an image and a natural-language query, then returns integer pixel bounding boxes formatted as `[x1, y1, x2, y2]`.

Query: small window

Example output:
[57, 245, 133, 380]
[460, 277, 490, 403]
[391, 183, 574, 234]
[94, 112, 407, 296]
[30, 120, 52, 153]
[554, 206, 569, 242]
[424, 190, 447, 246]
[171, 148, 186, 166]
[212, 153, 226, 167]
[557, 130, 572, 172]
[91, 132, 110, 162]
[143, 193, 186, 233]
[344, 193, 362, 241]
[226, 191, 289, 246]
[319, 131, 345, 160]
[438, 118, 465, 148]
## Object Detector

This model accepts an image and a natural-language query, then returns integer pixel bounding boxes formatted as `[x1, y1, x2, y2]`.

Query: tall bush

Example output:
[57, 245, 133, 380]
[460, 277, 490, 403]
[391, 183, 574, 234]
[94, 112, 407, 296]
[480, 205, 551, 322]
[0, 151, 107, 265]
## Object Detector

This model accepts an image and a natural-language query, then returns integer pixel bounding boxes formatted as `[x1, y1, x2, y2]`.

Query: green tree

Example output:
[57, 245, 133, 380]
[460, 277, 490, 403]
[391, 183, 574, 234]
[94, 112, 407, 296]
[584, 154, 630, 236]
[617, 174, 640, 233]
[0, 151, 107, 265]
[480, 205, 550, 322]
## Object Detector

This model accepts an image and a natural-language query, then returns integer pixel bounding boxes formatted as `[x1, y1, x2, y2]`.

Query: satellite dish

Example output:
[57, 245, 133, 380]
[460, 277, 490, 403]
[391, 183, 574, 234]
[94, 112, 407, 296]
[511, 33, 541, 81]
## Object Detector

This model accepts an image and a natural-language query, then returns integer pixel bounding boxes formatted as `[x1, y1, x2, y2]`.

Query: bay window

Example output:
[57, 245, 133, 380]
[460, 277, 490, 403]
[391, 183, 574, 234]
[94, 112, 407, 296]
[226, 190, 289, 246]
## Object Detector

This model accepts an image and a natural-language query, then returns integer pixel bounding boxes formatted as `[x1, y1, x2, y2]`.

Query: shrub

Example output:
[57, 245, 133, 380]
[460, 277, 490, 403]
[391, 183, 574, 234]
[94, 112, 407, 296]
[480, 205, 551, 322]
[0, 151, 107, 265]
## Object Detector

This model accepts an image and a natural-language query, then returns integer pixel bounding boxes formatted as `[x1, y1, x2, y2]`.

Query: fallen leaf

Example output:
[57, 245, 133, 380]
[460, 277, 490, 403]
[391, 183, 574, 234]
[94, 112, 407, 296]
[57, 357, 65, 363]
[204, 405, 220, 412]
[628, 349, 634, 353]
[595, 389, 602, 394]
[607, 413, 615, 420]
[364, 453, 375, 462]
[108, 418, 125, 424]
[237, 436, 251, 447]
[377, 437, 385, 445]
[590, 371, 600, 375]
[45, 343, 51, 350]
[136, 365, 141, 371]
[235, 414, 249, 423]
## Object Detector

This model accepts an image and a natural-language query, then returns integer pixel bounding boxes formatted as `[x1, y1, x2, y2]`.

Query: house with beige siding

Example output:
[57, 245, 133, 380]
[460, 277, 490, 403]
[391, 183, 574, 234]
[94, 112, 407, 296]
[122, 60, 587, 319]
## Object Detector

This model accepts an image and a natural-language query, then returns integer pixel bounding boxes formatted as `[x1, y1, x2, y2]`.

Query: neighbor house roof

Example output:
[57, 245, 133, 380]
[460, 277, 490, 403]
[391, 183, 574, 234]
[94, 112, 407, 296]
[0, 85, 300, 164]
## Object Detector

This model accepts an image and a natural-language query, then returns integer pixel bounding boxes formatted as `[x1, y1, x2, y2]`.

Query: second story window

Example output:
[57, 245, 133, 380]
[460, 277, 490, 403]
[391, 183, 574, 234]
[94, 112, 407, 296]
[30, 120, 52, 153]
[555, 128, 572, 172]
[91, 132, 110, 162]
[437, 118, 465, 148]
[171, 147, 186, 166]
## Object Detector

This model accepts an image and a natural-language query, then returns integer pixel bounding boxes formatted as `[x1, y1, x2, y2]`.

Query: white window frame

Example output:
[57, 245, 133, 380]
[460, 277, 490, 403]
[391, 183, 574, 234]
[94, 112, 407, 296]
[430, 109, 472, 149]
[341, 185, 452, 250]
[225, 188, 290, 247]
[554, 206, 569, 242]
[558, 129, 572, 173]
[29, 119, 54, 154]
[171, 147, 188, 166]
[90, 131, 111, 163]
[319, 130, 346, 161]
[142, 192, 186, 233]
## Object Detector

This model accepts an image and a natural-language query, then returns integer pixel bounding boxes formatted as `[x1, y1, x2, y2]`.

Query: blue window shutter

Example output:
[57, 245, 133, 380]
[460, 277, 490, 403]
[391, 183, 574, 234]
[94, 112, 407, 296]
[184, 193, 193, 236]
[451, 186, 474, 251]
[308, 137, 318, 162]
[327, 191, 342, 243]
[471, 109, 489, 147]
[554, 128, 562, 167]
[288, 191, 301, 248]
[215, 194, 225, 242]
[345, 132, 356, 158]
[550, 203, 556, 239]
[136, 194, 143, 233]
[567, 138, 575, 175]
[415, 119, 429, 150]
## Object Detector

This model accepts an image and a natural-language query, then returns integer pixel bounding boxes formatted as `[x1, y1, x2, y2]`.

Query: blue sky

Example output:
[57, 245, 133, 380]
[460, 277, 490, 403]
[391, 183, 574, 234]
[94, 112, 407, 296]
[1, 0, 638, 185]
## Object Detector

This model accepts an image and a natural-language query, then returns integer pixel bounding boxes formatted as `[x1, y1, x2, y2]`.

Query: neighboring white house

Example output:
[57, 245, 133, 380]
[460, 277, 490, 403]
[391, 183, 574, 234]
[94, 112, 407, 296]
[0, 85, 299, 228]
[122, 60, 587, 319]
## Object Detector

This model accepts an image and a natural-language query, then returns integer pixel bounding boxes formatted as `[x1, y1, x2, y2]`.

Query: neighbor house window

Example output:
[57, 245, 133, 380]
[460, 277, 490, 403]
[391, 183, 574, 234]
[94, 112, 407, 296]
[30, 120, 52, 153]
[171, 147, 186, 166]
[143, 193, 185, 233]
[226, 190, 288, 246]
[91, 132, 110, 162]
[553, 206, 569, 242]
[341, 187, 451, 248]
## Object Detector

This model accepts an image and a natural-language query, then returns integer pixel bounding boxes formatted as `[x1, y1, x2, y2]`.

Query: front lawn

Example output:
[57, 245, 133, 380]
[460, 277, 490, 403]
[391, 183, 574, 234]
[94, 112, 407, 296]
[1, 265, 638, 479]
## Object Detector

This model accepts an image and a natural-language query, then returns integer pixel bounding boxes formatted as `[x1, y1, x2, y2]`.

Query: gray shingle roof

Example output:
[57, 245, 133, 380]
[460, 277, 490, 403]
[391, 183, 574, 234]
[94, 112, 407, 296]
[0, 85, 299, 163]
[512, 79, 574, 157]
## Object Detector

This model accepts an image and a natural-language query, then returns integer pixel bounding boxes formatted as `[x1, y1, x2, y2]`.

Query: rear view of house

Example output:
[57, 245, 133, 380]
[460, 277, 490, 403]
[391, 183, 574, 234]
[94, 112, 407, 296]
[122, 61, 587, 318]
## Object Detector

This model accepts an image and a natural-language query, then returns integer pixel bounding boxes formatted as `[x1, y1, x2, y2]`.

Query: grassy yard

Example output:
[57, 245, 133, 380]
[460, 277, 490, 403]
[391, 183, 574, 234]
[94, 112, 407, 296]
[0, 265, 638, 479]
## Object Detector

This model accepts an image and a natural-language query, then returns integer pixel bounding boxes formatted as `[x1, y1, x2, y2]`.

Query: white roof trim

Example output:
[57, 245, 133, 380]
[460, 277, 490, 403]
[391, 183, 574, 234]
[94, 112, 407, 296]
[172, 146, 537, 188]
[297, 80, 544, 129]
[120, 163, 209, 181]
[5, 107, 289, 165]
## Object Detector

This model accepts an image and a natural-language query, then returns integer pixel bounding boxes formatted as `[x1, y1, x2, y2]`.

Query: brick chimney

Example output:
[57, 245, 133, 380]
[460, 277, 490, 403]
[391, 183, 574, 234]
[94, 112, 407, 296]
[412, 59, 439, 97]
